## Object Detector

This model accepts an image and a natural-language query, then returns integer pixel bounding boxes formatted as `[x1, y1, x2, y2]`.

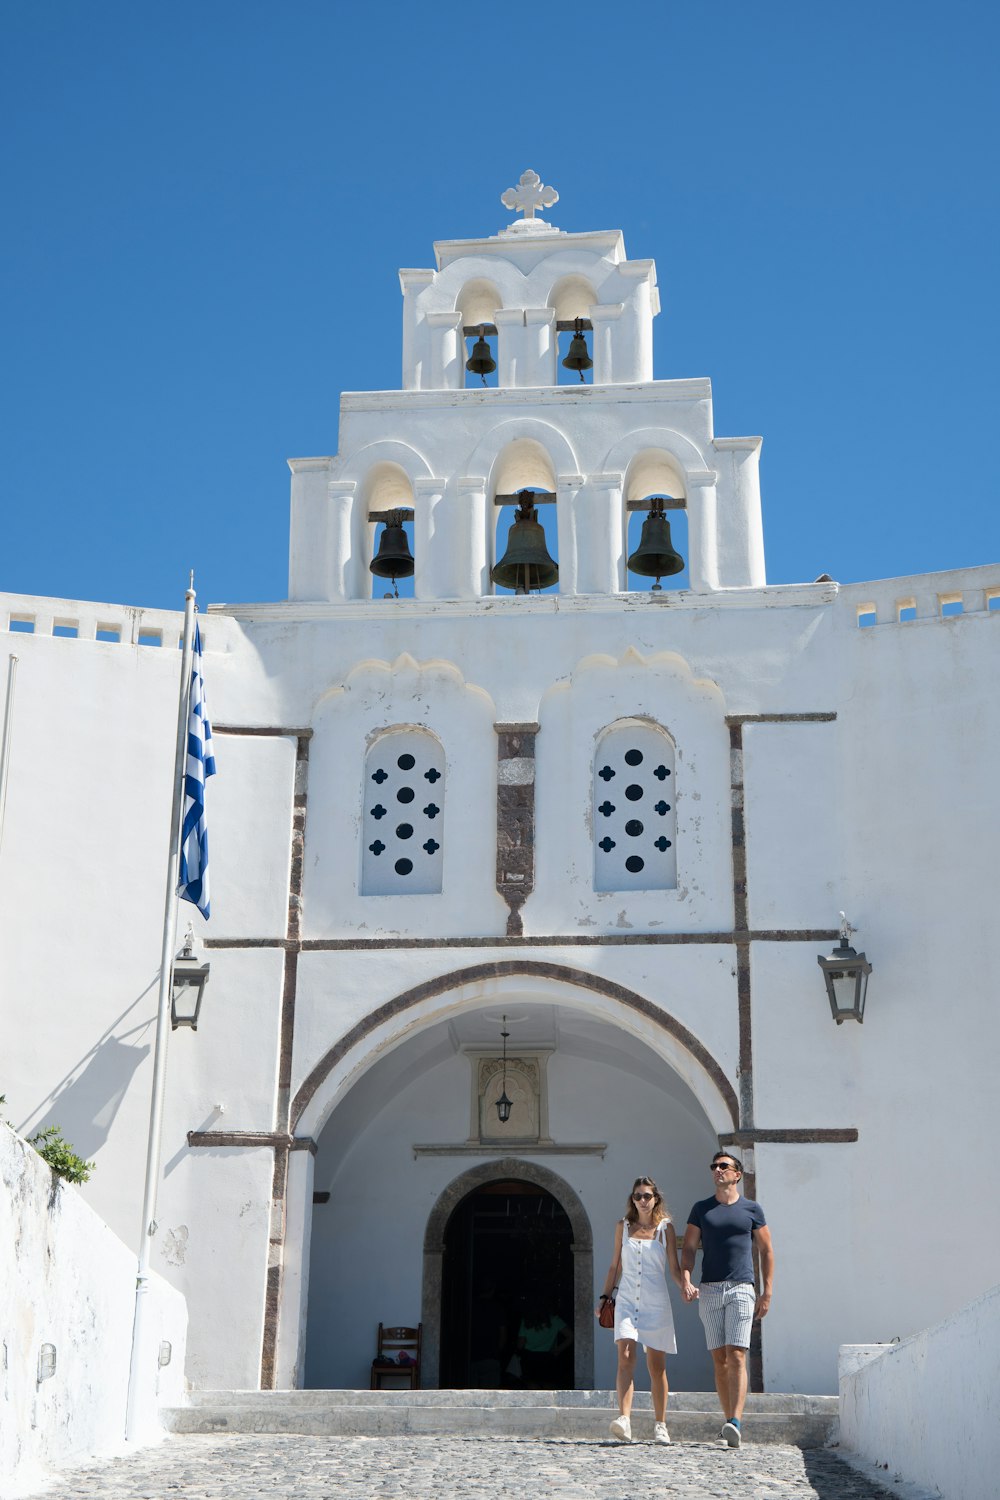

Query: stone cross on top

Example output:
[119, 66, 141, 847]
[500, 169, 559, 233]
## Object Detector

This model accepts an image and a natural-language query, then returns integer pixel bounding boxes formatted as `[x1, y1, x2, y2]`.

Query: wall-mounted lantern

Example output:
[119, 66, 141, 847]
[496, 1014, 513, 1123]
[818, 914, 872, 1024]
[171, 925, 210, 1031]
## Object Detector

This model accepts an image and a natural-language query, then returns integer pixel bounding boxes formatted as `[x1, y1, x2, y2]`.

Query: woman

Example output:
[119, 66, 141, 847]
[595, 1175, 681, 1445]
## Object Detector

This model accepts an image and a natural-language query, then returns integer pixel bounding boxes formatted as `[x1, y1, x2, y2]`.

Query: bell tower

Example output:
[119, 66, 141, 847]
[288, 170, 765, 601]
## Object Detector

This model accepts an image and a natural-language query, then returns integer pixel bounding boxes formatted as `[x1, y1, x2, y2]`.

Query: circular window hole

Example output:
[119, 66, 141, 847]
[394, 858, 413, 876]
[397, 786, 415, 803]
[397, 754, 416, 770]
[625, 820, 644, 837]
[396, 823, 414, 840]
[625, 855, 645, 874]
[624, 749, 643, 766]
[625, 784, 643, 801]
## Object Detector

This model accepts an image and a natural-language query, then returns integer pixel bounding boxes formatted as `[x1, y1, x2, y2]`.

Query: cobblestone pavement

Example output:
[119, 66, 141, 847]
[30, 1434, 898, 1499]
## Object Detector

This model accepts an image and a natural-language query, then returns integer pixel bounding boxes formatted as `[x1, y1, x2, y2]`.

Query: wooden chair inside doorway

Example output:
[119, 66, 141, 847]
[370, 1323, 422, 1389]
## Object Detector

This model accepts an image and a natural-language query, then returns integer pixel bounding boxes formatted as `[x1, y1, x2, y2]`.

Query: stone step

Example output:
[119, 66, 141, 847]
[163, 1390, 838, 1447]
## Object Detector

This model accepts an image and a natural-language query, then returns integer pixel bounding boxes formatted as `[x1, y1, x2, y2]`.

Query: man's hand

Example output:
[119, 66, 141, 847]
[753, 1225, 774, 1321]
[680, 1223, 701, 1301]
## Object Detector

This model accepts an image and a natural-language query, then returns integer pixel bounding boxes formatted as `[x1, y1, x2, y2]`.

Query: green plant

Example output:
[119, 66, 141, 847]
[28, 1126, 95, 1185]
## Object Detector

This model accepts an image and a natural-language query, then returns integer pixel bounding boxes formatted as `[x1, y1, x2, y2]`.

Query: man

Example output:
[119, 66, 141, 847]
[680, 1151, 774, 1448]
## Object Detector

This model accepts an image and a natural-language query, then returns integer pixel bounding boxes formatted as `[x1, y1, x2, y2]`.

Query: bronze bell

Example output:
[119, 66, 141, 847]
[466, 327, 496, 384]
[370, 510, 415, 581]
[626, 498, 685, 590]
[491, 491, 559, 593]
[561, 318, 592, 381]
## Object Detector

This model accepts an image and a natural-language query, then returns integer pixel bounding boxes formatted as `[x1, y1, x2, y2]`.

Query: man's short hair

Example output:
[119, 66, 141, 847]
[712, 1150, 744, 1177]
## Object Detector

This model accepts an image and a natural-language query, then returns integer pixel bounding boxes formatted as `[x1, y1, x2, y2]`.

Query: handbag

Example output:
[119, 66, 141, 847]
[598, 1247, 622, 1329]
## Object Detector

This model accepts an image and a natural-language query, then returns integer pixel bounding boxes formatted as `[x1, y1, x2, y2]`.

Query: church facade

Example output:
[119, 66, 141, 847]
[3, 174, 997, 1401]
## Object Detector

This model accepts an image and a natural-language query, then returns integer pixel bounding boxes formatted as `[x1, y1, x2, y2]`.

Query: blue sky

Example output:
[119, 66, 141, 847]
[4, 1, 998, 611]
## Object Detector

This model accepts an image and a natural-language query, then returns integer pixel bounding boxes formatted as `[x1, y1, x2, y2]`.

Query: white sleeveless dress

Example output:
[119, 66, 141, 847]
[613, 1216, 677, 1353]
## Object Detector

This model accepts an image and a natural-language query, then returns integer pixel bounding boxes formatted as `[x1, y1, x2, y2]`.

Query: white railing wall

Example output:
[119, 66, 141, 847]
[1, 1124, 187, 1495]
[839, 1282, 1000, 1500]
[838, 563, 1000, 628]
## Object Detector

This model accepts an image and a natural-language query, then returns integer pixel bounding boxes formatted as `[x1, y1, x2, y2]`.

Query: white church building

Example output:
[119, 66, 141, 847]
[3, 172, 998, 1404]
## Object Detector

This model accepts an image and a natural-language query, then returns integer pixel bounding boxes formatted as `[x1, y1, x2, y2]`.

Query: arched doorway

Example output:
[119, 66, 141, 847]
[422, 1157, 594, 1391]
[293, 966, 734, 1393]
[440, 1178, 574, 1389]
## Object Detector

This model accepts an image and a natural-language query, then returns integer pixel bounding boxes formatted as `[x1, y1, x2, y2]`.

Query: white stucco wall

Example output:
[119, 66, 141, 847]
[839, 1284, 1000, 1500]
[4, 566, 1000, 1397]
[1, 1124, 186, 1496]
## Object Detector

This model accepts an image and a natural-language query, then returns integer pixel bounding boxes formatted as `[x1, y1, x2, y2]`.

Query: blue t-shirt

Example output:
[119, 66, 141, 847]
[688, 1195, 766, 1285]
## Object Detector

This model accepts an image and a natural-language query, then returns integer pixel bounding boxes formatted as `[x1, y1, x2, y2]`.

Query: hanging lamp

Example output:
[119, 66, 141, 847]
[496, 1015, 513, 1123]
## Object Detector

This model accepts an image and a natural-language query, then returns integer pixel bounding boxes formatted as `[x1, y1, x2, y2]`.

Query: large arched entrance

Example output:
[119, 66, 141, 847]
[295, 965, 733, 1394]
[424, 1159, 593, 1390]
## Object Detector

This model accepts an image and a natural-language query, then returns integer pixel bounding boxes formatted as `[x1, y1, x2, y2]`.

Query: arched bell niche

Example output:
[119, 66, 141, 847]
[548, 274, 596, 388]
[458, 279, 502, 389]
[363, 461, 416, 599]
[623, 450, 689, 593]
[490, 439, 559, 595]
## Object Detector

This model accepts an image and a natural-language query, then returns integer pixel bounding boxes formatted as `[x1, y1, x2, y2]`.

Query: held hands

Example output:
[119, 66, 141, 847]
[681, 1279, 699, 1303]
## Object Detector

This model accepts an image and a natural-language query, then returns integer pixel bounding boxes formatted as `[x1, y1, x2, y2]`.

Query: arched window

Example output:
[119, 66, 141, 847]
[362, 730, 444, 895]
[593, 722, 676, 892]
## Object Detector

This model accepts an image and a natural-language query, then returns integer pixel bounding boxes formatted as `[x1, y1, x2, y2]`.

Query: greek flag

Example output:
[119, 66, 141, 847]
[178, 622, 216, 918]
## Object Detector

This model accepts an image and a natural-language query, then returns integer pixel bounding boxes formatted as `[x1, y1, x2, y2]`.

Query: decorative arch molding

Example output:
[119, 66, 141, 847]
[421, 1157, 595, 1388]
[435, 255, 526, 309]
[334, 438, 434, 494]
[542, 643, 726, 704]
[600, 427, 716, 495]
[291, 960, 739, 1139]
[462, 418, 582, 495]
[434, 249, 623, 315]
[310, 652, 495, 719]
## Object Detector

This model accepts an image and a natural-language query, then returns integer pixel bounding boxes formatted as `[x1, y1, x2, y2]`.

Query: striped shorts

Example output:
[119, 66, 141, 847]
[698, 1280, 757, 1350]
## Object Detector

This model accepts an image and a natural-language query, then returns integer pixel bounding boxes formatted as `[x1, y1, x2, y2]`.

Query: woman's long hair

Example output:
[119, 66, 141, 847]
[624, 1175, 669, 1227]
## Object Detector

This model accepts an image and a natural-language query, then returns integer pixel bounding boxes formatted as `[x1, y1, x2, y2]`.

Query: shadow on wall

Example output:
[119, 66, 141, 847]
[20, 1033, 151, 1162]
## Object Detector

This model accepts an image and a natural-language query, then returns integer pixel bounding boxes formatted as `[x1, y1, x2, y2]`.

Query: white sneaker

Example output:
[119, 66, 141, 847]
[609, 1414, 632, 1442]
[654, 1421, 671, 1445]
[721, 1419, 742, 1447]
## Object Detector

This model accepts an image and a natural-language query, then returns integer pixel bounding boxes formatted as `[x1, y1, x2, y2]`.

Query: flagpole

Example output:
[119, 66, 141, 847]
[125, 579, 197, 1443]
[0, 654, 18, 856]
